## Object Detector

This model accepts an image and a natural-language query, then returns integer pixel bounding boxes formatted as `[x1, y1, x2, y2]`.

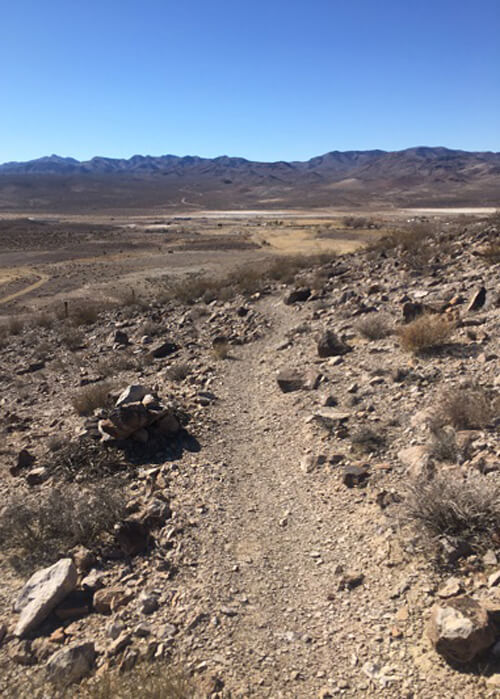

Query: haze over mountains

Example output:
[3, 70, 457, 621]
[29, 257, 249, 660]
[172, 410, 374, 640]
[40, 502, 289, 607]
[0, 147, 499, 212]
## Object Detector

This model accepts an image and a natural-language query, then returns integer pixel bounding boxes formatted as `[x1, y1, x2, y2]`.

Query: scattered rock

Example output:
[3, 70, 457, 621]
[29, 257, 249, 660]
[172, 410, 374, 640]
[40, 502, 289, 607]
[10, 448, 35, 476]
[93, 587, 131, 615]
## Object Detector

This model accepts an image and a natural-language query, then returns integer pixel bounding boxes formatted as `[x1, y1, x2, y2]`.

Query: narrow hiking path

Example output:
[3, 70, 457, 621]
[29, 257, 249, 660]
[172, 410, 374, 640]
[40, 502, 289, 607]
[169, 296, 443, 698]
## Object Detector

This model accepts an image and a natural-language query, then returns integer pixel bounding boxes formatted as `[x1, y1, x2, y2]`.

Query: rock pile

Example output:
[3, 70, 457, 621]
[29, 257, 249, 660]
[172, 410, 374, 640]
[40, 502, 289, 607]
[97, 384, 185, 443]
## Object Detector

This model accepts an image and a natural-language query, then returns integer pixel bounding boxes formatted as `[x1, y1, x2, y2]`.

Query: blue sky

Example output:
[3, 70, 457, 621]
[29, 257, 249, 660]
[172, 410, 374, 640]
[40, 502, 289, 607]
[1, 0, 499, 162]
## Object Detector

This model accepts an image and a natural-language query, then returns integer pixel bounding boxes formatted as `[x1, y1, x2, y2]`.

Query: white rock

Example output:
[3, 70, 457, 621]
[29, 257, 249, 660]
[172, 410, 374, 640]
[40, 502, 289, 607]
[14, 558, 77, 637]
[116, 384, 150, 407]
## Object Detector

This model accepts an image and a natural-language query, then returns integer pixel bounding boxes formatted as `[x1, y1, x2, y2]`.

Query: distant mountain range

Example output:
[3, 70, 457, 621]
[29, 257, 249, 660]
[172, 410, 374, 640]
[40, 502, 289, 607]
[0, 147, 498, 212]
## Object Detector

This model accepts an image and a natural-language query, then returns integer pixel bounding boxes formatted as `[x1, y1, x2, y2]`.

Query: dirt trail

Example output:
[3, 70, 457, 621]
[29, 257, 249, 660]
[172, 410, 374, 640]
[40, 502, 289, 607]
[0, 270, 50, 305]
[173, 298, 427, 697]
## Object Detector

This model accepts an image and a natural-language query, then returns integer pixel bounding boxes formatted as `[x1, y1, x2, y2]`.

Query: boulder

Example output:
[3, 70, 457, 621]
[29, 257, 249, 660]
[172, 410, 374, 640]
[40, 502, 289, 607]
[116, 384, 150, 407]
[276, 369, 304, 393]
[150, 340, 179, 358]
[46, 642, 96, 686]
[466, 286, 486, 312]
[113, 330, 129, 346]
[10, 448, 35, 476]
[285, 287, 311, 305]
[317, 330, 351, 358]
[14, 558, 77, 637]
[428, 596, 495, 663]
[98, 403, 150, 440]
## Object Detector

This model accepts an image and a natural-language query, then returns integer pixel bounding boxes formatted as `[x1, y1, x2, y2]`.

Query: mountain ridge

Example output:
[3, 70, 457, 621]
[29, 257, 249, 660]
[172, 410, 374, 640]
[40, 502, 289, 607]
[0, 147, 499, 211]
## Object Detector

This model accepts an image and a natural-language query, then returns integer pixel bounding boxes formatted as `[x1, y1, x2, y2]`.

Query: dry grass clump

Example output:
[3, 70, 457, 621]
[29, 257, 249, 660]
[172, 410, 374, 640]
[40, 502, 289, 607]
[79, 662, 196, 699]
[398, 313, 454, 353]
[434, 385, 499, 430]
[45, 438, 129, 482]
[61, 325, 85, 350]
[160, 253, 337, 305]
[72, 382, 113, 416]
[70, 303, 100, 326]
[6, 316, 24, 335]
[402, 473, 500, 560]
[97, 352, 140, 377]
[356, 314, 392, 340]
[0, 482, 126, 570]
[212, 337, 229, 360]
[351, 425, 386, 453]
[481, 242, 500, 265]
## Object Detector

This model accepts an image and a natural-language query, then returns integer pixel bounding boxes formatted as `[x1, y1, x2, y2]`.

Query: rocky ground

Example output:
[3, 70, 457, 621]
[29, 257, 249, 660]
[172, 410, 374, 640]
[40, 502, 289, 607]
[0, 216, 499, 697]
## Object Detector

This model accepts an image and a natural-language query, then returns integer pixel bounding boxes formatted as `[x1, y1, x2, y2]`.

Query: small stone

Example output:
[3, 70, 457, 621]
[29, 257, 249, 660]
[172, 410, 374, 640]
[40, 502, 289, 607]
[10, 448, 35, 476]
[437, 577, 463, 598]
[139, 592, 159, 615]
[25, 467, 49, 485]
[93, 587, 131, 615]
[116, 384, 150, 407]
[483, 550, 498, 567]
[150, 340, 179, 359]
[342, 465, 369, 488]
[488, 570, 500, 588]
[107, 632, 132, 657]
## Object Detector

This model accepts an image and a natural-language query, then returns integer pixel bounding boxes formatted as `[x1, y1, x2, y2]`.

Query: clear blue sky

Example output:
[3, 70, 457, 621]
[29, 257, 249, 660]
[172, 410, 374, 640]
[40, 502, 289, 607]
[1, 0, 499, 163]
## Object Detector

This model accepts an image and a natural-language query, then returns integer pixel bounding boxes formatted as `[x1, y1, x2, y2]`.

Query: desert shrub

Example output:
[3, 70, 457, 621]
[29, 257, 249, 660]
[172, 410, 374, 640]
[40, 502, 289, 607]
[31, 311, 55, 329]
[97, 353, 139, 377]
[428, 426, 458, 462]
[165, 363, 190, 382]
[356, 314, 392, 340]
[7, 316, 24, 335]
[61, 325, 85, 350]
[351, 425, 386, 453]
[35, 339, 53, 360]
[70, 303, 100, 326]
[343, 216, 369, 229]
[433, 385, 499, 430]
[398, 313, 454, 353]
[72, 382, 113, 416]
[402, 473, 500, 560]
[0, 481, 126, 570]
[212, 337, 229, 360]
[44, 438, 130, 482]
[481, 242, 500, 265]
[79, 662, 196, 699]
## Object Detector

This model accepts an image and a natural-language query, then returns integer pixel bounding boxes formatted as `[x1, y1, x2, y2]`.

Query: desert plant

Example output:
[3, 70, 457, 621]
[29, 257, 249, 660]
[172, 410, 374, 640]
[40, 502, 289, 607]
[402, 473, 500, 560]
[61, 325, 85, 350]
[0, 481, 126, 570]
[7, 316, 24, 335]
[79, 662, 196, 699]
[428, 425, 458, 462]
[351, 425, 386, 453]
[72, 382, 113, 416]
[31, 311, 55, 329]
[398, 313, 454, 353]
[433, 385, 499, 430]
[356, 314, 392, 340]
[44, 437, 130, 482]
[70, 303, 100, 326]
[212, 336, 229, 360]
